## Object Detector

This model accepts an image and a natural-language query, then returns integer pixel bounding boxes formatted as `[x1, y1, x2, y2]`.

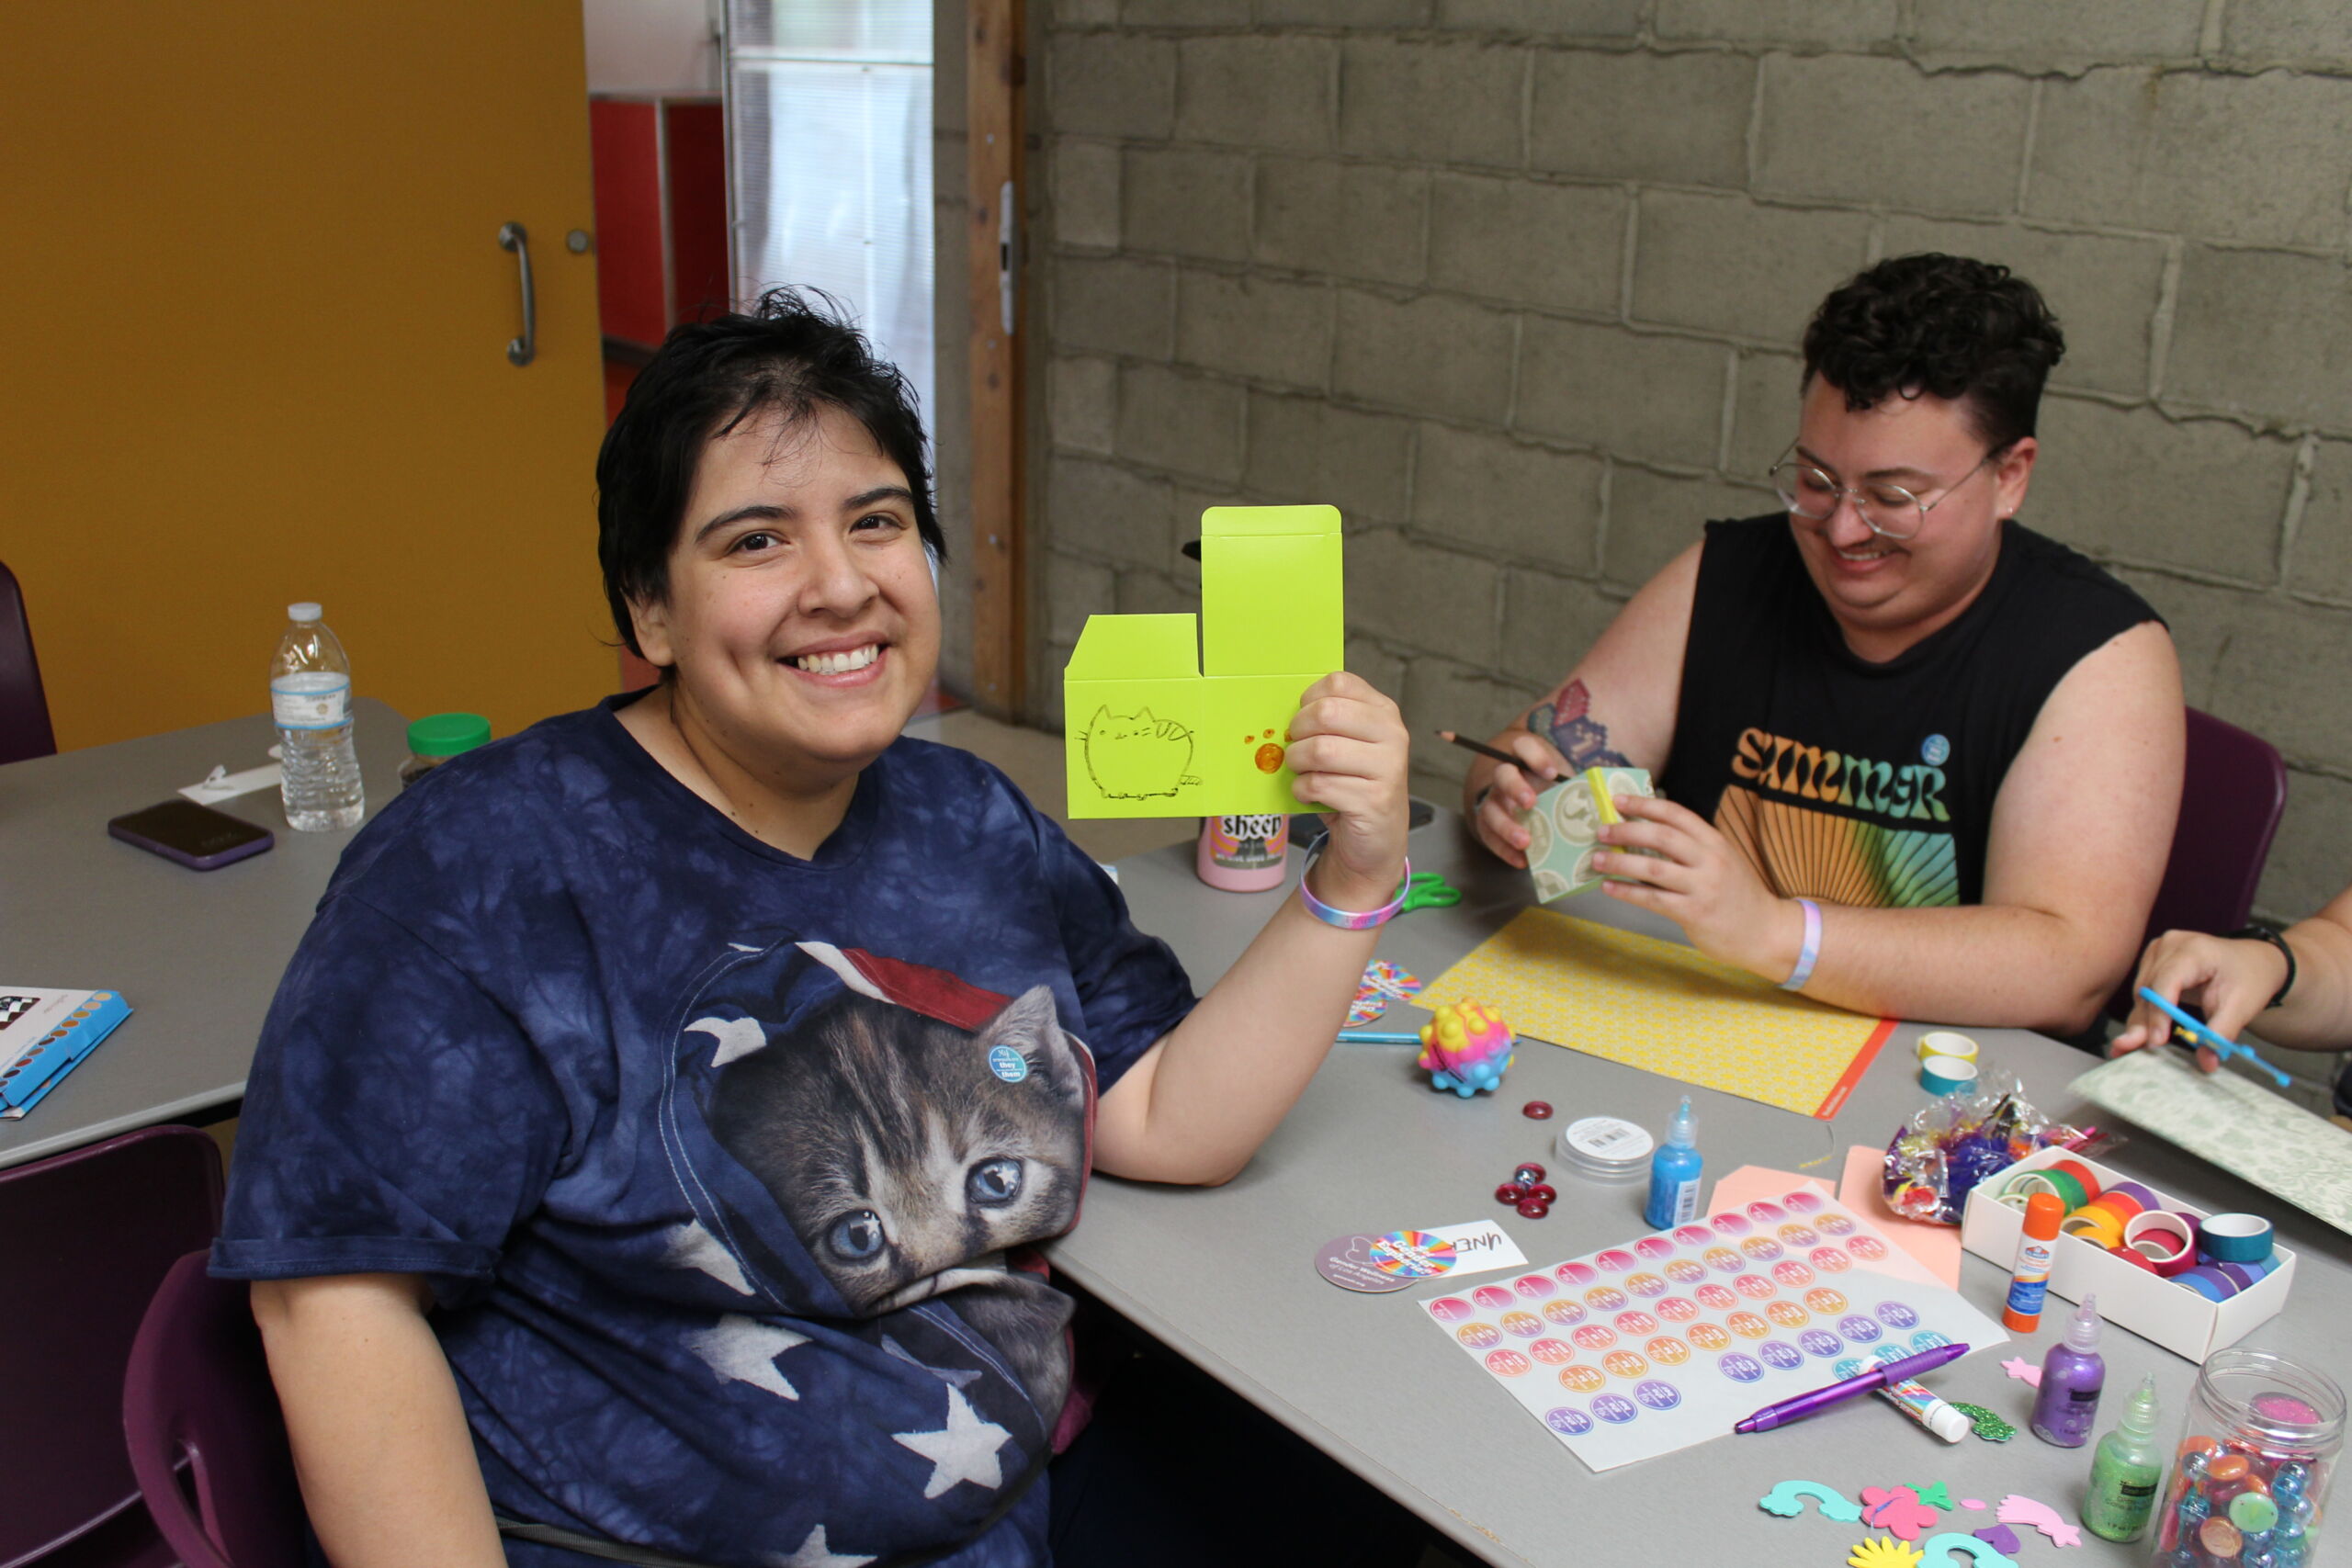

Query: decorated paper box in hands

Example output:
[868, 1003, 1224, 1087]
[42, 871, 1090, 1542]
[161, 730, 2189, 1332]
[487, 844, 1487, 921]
[1518, 766, 1659, 902]
[1063, 504, 1343, 819]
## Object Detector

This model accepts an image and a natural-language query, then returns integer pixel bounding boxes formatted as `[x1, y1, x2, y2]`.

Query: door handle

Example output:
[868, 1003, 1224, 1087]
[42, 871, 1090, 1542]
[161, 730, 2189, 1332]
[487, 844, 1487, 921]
[498, 221, 536, 367]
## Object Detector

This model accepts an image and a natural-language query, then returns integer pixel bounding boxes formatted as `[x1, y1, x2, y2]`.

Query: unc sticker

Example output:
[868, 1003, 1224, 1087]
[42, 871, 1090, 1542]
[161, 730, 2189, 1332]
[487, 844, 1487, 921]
[1921, 733, 1951, 765]
[988, 1044, 1029, 1083]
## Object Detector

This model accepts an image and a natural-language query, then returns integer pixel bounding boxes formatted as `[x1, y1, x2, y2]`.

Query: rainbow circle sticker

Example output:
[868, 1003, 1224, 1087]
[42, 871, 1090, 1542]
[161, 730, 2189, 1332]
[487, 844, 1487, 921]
[1602, 1349, 1650, 1380]
[1485, 1348, 1533, 1378]
[1741, 1236, 1785, 1261]
[1783, 1190, 1824, 1213]
[1686, 1321, 1731, 1351]
[1369, 1230, 1458, 1277]
[1656, 1296, 1700, 1322]
[1571, 1324, 1618, 1351]
[1839, 1314, 1883, 1344]
[1719, 1352, 1764, 1382]
[1624, 1272, 1668, 1299]
[1846, 1235, 1888, 1263]
[1529, 1338, 1576, 1365]
[1758, 1339, 1804, 1371]
[1498, 1311, 1544, 1338]
[1634, 1235, 1676, 1260]
[1645, 1336, 1691, 1366]
[1815, 1213, 1854, 1235]
[1772, 1260, 1816, 1288]
[1673, 1224, 1713, 1247]
[1703, 1247, 1745, 1273]
[1427, 1297, 1474, 1322]
[1804, 1288, 1850, 1315]
[1664, 1258, 1707, 1285]
[1558, 1363, 1608, 1394]
[1457, 1323, 1501, 1349]
[1711, 1213, 1753, 1236]
[1511, 1273, 1556, 1300]
[1593, 1249, 1638, 1273]
[1554, 1261, 1599, 1287]
[1766, 1301, 1809, 1329]
[1543, 1298, 1588, 1326]
[1544, 1405, 1593, 1436]
[1472, 1285, 1515, 1311]
[1694, 1283, 1737, 1313]
[1584, 1286, 1629, 1311]
[1808, 1247, 1853, 1273]
[1746, 1201, 1787, 1224]
[1634, 1380, 1683, 1411]
[1876, 1301, 1918, 1329]
[1733, 1274, 1778, 1300]
[1590, 1393, 1639, 1425]
[1800, 1330, 1844, 1359]
[1778, 1223, 1820, 1247]
[1725, 1311, 1770, 1339]
[1908, 1330, 1951, 1352]
[1614, 1310, 1659, 1336]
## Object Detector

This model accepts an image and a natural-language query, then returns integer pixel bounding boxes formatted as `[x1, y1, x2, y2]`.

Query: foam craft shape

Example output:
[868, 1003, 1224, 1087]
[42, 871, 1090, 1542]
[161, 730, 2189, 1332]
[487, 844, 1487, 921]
[1848, 1539, 1924, 1568]
[1910, 1482, 1954, 1511]
[1759, 1481, 1864, 1523]
[1920, 1532, 2017, 1567]
[1860, 1485, 1943, 1541]
[1063, 504, 1343, 818]
[1972, 1525, 2019, 1554]
[1995, 1495, 2082, 1548]
[1959, 1501, 1987, 1512]
[1999, 1357, 2041, 1387]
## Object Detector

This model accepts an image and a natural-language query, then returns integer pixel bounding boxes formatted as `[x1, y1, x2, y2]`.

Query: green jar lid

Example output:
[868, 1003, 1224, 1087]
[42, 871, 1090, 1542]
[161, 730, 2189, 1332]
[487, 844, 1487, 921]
[407, 712, 492, 758]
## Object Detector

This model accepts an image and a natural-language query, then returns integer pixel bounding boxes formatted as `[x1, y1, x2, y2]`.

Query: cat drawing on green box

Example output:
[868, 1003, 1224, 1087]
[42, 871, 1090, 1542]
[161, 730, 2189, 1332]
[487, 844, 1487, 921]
[1082, 706, 1200, 800]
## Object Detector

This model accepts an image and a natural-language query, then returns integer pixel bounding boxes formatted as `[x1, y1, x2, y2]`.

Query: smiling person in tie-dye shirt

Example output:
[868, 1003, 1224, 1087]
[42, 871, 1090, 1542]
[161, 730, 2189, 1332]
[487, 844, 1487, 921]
[214, 290, 1415, 1568]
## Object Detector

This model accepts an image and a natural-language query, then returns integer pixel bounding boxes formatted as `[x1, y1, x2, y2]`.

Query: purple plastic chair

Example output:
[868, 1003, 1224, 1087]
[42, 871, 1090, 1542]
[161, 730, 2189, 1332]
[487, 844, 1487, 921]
[0, 1125, 222, 1568]
[122, 1253, 307, 1568]
[0, 559, 57, 767]
[2104, 707, 2288, 1023]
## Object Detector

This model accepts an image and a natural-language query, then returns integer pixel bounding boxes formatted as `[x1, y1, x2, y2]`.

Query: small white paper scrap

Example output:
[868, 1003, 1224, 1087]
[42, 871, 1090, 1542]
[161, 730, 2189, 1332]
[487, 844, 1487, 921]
[181, 762, 282, 805]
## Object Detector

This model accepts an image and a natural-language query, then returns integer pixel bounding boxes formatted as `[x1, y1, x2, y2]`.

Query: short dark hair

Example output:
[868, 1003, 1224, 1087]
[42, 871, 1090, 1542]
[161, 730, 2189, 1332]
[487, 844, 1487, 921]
[1802, 254, 2066, 454]
[596, 288, 944, 657]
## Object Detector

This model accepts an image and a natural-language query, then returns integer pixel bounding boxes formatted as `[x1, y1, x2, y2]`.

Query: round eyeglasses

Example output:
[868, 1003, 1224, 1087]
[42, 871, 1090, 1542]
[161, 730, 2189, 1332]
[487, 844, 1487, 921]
[1769, 445, 1999, 542]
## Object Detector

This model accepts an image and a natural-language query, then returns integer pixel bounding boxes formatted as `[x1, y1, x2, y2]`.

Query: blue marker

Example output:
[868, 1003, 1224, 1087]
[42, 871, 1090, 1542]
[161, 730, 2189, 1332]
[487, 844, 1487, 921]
[1335, 1029, 1420, 1044]
[2133, 987, 2293, 1089]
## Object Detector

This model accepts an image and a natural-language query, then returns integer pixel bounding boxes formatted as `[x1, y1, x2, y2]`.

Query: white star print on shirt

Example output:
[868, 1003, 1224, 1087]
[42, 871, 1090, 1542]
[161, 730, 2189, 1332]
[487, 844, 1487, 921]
[662, 1220, 753, 1296]
[684, 1314, 808, 1399]
[685, 1015, 767, 1066]
[768, 1523, 876, 1568]
[891, 1386, 1012, 1499]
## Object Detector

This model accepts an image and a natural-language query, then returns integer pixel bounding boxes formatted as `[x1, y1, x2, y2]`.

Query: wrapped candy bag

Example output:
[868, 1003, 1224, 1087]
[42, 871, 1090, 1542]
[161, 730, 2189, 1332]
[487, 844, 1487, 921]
[1882, 1064, 2103, 1225]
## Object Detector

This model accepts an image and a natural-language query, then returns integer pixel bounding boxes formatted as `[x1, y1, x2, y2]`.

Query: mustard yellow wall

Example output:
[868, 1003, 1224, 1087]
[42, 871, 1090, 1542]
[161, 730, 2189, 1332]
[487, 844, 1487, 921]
[0, 4, 613, 751]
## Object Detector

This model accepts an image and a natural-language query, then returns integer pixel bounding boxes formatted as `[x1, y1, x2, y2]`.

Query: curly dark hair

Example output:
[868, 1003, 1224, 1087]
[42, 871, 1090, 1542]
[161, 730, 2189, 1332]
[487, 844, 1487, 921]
[1801, 254, 2065, 454]
[595, 287, 943, 660]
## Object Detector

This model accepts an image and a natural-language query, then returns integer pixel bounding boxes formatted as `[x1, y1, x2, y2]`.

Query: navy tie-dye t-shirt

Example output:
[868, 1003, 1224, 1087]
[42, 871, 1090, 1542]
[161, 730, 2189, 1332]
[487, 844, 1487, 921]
[213, 696, 1196, 1568]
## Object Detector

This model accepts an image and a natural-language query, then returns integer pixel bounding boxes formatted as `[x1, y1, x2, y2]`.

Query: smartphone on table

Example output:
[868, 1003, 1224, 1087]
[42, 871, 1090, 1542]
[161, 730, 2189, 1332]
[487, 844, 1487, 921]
[107, 799, 276, 870]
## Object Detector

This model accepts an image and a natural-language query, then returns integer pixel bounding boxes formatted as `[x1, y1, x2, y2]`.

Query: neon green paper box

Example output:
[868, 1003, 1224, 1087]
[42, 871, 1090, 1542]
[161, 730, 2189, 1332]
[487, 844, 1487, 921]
[1063, 504, 1342, 819]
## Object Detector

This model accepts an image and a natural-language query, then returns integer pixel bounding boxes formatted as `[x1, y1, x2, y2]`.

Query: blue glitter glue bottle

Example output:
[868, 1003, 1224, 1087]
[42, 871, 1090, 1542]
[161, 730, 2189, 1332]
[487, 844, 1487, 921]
[1644, 1096, 1703, 1230]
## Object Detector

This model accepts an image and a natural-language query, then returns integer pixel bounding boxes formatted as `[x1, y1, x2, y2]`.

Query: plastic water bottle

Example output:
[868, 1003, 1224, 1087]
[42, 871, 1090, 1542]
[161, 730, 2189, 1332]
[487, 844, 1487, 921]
[271, 602, 364, 830]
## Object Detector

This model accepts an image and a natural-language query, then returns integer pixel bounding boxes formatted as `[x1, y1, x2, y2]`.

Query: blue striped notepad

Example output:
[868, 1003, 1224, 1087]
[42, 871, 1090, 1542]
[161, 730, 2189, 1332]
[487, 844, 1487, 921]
[0, 987, 131, 1119]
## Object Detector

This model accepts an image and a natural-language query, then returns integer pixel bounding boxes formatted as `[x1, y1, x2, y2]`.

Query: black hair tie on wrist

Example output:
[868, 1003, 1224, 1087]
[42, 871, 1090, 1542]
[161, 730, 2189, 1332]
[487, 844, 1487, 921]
[2230, 924, 2297, 1010]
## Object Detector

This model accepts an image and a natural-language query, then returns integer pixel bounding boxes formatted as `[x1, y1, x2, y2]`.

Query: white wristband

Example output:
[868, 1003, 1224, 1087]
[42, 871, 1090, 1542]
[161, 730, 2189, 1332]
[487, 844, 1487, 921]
[1781, 898, 1822, 991]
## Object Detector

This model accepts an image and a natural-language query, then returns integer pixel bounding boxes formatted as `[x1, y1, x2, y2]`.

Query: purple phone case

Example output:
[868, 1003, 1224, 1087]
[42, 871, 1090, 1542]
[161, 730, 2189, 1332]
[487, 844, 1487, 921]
[107, 807, 276, 870]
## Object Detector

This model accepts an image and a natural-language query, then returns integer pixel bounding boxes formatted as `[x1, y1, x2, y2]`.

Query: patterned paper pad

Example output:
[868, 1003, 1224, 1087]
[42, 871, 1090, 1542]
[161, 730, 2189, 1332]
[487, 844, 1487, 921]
[1416, 908, 1894, 1118]
[1420, 1190, 2006, 1472]
[2071, 1047, 2352, 1235]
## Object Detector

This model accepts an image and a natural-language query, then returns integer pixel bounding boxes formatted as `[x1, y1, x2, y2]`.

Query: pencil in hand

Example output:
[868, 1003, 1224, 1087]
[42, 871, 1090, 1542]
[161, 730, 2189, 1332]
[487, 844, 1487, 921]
[1435, 729, 1558, 779]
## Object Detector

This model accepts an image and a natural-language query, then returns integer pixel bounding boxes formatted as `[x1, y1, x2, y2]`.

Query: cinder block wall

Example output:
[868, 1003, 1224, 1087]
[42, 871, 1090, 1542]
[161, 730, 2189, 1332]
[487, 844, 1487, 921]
[1029, 0, 2352, 924]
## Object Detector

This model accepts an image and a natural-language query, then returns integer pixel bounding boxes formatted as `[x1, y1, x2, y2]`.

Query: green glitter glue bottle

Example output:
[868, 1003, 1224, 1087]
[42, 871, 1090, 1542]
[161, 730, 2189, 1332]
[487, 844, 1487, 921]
[2082, 1374, 2164, 1542]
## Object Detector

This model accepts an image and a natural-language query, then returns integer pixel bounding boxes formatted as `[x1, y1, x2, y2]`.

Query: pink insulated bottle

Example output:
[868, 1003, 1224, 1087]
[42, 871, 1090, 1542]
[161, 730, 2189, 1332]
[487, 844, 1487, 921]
[1195, 813, 1289, 891]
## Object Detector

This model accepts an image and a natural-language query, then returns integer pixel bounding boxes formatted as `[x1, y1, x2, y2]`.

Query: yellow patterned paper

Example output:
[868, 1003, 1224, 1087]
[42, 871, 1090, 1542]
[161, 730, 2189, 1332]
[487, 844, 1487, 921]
[1415, 908, 1895, 1118]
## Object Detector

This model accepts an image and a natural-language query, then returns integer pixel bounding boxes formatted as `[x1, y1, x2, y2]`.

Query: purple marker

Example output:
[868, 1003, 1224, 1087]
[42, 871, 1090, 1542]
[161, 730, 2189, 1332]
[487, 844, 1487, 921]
[1732, 1342, 1970, 1433]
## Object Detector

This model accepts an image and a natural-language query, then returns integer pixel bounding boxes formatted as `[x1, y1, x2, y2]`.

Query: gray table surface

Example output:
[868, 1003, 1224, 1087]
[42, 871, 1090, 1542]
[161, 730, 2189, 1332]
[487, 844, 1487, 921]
[1048, 811, 2352, 1567]
[0, 700, 407, 1169]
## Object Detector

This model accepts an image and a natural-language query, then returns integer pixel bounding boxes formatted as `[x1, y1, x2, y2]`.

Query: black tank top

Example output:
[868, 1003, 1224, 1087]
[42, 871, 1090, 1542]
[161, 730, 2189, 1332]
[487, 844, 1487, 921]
[1659, 516, 2160, 908]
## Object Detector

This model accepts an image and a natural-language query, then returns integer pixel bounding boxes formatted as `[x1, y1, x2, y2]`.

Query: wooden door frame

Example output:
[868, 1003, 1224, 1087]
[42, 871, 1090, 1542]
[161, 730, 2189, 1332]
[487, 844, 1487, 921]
[967, 0, 1025, 719]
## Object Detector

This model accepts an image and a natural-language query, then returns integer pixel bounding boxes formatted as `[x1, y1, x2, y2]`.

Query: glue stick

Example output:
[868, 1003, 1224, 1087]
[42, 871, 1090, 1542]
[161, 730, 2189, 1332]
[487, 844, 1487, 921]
[2003, 1191, 2064, 1333]
[1873, 1375, 1971, 1444]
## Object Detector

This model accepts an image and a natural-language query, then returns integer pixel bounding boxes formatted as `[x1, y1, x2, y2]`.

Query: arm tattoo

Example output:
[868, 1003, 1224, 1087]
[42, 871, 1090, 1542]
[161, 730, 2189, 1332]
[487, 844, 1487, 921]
[1527, 678, 1632, 771]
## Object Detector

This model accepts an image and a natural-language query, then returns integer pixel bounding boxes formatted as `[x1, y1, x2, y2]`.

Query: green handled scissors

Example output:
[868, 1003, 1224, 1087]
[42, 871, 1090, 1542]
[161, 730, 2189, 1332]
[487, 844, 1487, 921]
[1399, 872, 1462, 915]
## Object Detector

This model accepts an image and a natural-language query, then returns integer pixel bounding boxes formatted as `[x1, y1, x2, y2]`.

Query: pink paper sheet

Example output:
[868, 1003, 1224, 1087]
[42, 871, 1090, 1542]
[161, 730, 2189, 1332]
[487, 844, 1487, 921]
[1838, 1144, 1963, 1287]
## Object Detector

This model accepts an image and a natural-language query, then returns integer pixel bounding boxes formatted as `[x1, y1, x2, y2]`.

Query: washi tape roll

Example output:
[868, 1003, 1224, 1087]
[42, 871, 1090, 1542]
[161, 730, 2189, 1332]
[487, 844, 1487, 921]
[2177, 1265, 2240, 1302]
[2042, 1168, 2093, 1212]
[2050, 1158, 2105, 1205]
[2084, 1190, 2147, 1224]
[2061, 1207, 2126, 1249]
[2199, 1213, 2275, 1265]
[1916, 1030, 1980, 1064]
[2103, 1180, 2163, 1213]
[2122, 1210, 2199, 1277]
[1918, 1055, 1978, 1096]
[2214, 1259, 2276, 1293]
[2109, 1243, 2160, 1273]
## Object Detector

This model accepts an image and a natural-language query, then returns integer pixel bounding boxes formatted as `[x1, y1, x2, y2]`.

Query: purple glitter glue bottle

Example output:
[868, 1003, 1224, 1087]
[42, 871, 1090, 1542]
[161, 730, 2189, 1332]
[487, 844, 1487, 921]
[2030, 1294, 2106, 1448]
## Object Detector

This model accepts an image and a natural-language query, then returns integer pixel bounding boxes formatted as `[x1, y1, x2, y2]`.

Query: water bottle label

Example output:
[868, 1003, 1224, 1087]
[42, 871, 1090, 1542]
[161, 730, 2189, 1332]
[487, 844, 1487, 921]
[272, 674, 350, 729]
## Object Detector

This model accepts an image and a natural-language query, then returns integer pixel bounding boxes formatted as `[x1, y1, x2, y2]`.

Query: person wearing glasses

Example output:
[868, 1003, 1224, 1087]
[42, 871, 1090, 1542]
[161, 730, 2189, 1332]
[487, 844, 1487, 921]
[1464, 254, 2184, 1038]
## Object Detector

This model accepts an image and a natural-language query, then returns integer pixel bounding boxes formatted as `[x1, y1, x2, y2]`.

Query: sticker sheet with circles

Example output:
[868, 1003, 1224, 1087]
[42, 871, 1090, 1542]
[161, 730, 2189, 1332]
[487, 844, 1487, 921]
[1419, 1191, 2007, 1472]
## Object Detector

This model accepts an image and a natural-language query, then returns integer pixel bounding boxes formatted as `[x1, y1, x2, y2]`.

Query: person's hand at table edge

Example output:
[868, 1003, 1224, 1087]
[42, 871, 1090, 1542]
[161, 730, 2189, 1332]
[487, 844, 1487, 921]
[2111, 930, 2285, 1072]
[1461, 728, 1568, 871]
[1590, 793, 1804, 983]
